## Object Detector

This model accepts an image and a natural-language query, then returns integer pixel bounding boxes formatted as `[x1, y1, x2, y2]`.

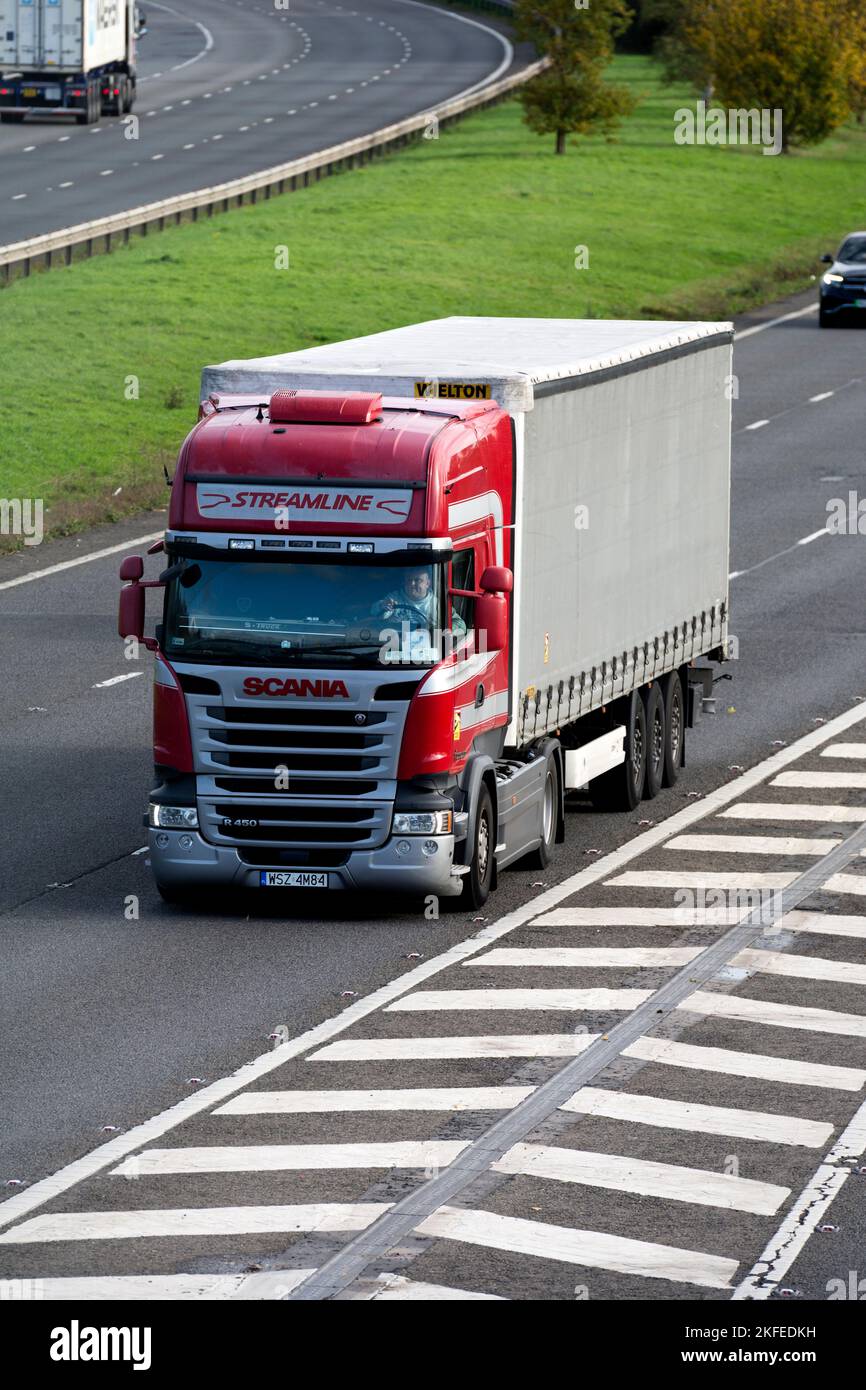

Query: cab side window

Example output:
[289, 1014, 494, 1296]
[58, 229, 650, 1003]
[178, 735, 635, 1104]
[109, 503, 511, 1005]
[450, 549, 475, 641]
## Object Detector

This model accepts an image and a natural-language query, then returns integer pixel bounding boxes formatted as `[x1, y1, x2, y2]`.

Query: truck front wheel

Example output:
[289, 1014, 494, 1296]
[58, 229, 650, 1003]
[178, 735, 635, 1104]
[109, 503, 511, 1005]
[524, 752, 560, 868]
[589, 691, 646, 812]
[461, 783, 495, 909]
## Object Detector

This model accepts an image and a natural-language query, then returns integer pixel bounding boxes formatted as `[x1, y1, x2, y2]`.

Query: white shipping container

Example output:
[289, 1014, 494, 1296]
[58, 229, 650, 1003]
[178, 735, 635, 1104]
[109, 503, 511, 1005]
[0, 0, 128, 72]
[201, 317, 733, 744]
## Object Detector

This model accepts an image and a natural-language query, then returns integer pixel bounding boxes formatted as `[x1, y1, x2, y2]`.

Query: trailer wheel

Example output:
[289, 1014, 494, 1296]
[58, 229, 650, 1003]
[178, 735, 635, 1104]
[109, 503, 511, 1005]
[643, 684, 665, 799]
[460, 782, 495, 909]
[589, 691, 646, 812]
[662, 672, 685, 787]
[524, 752, 560, 868]
[1, 113, 25, 123]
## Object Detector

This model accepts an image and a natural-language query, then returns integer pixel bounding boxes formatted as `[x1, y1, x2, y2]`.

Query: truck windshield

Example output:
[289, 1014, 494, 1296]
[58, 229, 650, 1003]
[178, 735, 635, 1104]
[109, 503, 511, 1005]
[163, 556, 448, 667]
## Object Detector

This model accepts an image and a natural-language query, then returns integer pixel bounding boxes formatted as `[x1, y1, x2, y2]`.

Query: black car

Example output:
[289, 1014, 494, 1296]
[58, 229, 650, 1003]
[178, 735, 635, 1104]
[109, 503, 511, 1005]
[819, 232, 866, 326]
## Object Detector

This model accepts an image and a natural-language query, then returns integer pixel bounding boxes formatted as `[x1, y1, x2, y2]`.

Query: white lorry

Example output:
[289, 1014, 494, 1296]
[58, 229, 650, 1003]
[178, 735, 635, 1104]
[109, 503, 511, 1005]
[0, 0, 137, 123]
[123, 318, 735, 907]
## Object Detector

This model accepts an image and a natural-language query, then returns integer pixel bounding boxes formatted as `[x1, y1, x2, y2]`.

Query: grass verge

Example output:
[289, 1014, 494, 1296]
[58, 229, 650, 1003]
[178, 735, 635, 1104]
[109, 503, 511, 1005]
[1, 54, 865, 545]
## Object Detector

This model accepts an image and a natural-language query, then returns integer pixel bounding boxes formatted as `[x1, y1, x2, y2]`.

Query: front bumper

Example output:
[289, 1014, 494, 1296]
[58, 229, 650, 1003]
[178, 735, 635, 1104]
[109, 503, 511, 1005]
[147, 827, 464, 896]
[820, 289, 866, 315]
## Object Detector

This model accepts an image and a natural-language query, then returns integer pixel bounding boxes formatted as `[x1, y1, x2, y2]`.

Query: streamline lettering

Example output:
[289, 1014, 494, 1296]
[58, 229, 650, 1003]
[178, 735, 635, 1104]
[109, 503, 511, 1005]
[215, 491, 374, 512]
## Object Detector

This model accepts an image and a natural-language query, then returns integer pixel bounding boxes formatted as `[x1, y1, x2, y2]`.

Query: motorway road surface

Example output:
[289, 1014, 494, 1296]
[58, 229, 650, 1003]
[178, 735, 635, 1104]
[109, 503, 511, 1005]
[0, 0, 515, 246]
[1, 292, 866, 1300]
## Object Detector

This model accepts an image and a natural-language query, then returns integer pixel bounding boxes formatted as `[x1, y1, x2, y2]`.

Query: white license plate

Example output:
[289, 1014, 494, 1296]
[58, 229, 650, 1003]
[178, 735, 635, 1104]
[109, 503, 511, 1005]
[260, 870, 328, 888]
[43, 85, 61, 100]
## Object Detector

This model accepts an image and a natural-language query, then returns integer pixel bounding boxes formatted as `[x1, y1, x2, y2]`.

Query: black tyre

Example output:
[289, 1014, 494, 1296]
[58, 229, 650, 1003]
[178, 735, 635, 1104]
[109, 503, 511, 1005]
[819, 305, 832, 328]
[524, 752, 560, 869]
[461, 783, 495, 909]
[643, 683, 665, 800]
[1, 113, 25, 124]
[156, 881, 191, 906]
[662, 671, 685, 788]
[590, 691, 646, 811]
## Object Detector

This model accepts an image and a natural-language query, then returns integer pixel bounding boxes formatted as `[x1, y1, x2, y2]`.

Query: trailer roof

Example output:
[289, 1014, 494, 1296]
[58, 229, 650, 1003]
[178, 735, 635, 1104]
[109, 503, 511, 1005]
[202, 317, 732, 414]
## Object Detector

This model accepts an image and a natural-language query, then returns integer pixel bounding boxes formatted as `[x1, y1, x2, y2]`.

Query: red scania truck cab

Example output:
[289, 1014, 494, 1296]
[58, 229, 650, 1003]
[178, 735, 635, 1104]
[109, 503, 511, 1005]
[119, 318, 734, 908]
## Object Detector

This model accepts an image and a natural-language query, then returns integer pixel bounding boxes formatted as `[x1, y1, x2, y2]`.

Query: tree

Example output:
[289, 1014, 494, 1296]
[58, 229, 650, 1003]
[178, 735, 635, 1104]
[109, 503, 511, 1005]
[654, 0, 864, 149]
[514, 0, 636, 155]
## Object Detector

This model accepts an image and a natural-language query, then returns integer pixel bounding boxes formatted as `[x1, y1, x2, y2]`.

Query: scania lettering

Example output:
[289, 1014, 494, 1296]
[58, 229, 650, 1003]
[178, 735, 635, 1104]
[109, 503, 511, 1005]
[118, 318, 734, 907]
[0, 0, 137, 122]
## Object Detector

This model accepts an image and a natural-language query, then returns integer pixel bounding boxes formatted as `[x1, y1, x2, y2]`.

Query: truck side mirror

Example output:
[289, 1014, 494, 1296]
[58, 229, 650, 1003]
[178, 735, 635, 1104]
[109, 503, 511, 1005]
[475, 593, 508, 652]
[479, 566, 513, 594]
[118, 580, 145, 641]
[120, 555, 144, 581]
[820, 253, 833, 264]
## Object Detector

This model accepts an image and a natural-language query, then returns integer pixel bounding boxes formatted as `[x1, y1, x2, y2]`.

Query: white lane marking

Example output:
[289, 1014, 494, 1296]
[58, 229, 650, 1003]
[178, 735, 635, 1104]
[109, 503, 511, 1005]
[779, 909, 866, 940]
[5, 701, 866, 1235]
[826, 873, 866, 896]
[821, 742, 866, 759]
[58, 181, 74, 188]
[416, 1207, 737, 1290]
[773, 770, 866, 789]
[365, 1273, 503, 1301]
[12, 193, 26, 201]
[145, 3, 214, 76]
[386, 989, 652, 1013]
[722, 801, 866, 823]
[625, 1035, 865, 1090]
[0, 532, 161, 592]
[809, 391, 834, 403]
[99, 169, 113, 176]
[734, 303, 817, 341]
[493, 1143, 789, 1214]
[0, 1204, 391, 1245]
[745, 419, 769, 430]
[734, 947, 866, 986]
[111, 1142, 467, 1175]
[23, 145, 35, 152]
[681, 990, 866, 1037]
[92, 672, 144, 689]
[560, 1086, 833, 1147]
[605, 870, 796, 890]
[14, 1270, 315, 1300]
[215, 1087, 534, 1114]
[393, 0, 513, 96]
[729, 527, 829, 582]
[733, 1094, 866, 1300]
[663, 833, 840, 856]
[465, 947, 701, 968]
[535, 906, 746, 926]
[310, 1035, 600, 1062]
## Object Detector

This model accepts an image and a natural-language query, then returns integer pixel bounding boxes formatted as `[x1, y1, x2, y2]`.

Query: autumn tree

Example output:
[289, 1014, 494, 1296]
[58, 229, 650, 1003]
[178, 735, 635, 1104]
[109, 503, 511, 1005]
[514, 0, 636, 155]
[654, 0, 863, 149]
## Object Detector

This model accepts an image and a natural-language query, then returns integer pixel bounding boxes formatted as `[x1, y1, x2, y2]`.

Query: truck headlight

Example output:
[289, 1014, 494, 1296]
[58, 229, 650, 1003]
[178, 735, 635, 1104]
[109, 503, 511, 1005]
[149, 804, 199, 829]
[823, 273, 844, 284]
[392, 810, 452, 835]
